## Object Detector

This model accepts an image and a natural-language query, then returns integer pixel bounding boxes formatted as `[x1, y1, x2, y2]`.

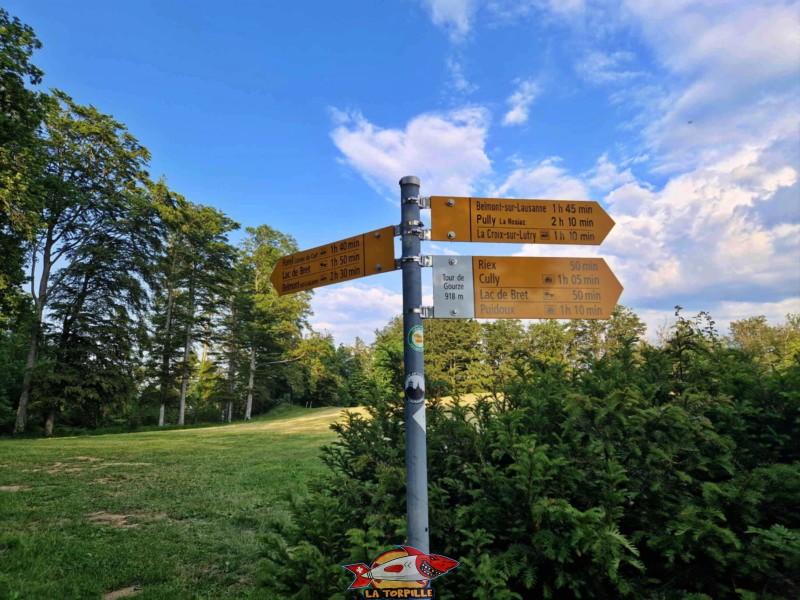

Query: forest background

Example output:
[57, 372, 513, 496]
[0, 5, 797, 437]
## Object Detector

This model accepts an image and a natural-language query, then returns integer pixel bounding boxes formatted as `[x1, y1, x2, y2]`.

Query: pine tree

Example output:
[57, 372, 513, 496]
[172, 203, 237, 426]
[236, 225, 309, 418]
[425, 319, 483, 398]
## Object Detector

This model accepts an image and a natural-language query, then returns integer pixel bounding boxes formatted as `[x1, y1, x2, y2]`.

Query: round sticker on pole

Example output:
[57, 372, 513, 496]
[404, 373, 425, 403]
[408, 325, 424, 352]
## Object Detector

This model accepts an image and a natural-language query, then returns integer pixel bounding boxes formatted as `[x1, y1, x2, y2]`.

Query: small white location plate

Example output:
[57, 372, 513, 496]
[431, 256, 475, 319]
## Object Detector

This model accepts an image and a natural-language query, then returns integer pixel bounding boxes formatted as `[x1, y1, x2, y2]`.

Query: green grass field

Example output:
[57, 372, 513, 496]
[0, 407, 357, 599]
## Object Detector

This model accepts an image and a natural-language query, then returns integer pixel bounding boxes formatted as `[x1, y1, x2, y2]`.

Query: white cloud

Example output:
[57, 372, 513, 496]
[586, 154, 636, 191]
[330, 107, 492, 196]
[502, 79, 540, 126]
[624, 0, 800, 83]
[576, 51, 641, 85]
[547, 0, 585, 16]
[713, 297, 800, 327]
[492, 157, 589, 199]
[486, 0, 585, 22]
[446, 57, 478, 94]
[605, 180, 652, 215]
[310, 283, 403, 345]
[502, 141, 798, 333]
[421, 0, 476, 41]
[618, 0, 800, 168]
[599, 145, 799, 306]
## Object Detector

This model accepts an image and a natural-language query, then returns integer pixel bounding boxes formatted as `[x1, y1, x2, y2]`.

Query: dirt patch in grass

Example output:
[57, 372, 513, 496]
[103, 587, 141, 599]
[88, 511, 169, 528]
[0, 485, 30, 492]
[22, 461, 84, 474]
[92, 473, 141, 485]
[22, 457, 151, 475]
[88, 512, 139, 528]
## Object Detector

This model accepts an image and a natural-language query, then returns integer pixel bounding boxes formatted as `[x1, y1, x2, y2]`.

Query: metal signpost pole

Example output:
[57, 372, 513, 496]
[399, 175, 429, 553]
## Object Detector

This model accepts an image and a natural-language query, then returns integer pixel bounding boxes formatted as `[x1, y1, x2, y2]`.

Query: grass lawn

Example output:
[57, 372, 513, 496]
[0, 407, 357, 599]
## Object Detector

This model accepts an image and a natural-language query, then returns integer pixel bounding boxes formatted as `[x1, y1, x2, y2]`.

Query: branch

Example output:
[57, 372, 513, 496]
[262, 353, 305, 366]
[50, 222, 104, 264]
[29, 245, 38, 302]
[46, 267, 71, 299]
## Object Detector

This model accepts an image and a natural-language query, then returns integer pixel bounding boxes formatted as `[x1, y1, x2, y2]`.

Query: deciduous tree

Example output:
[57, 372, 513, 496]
[237, 225, 309, 418]
[0, 9, 45, 325]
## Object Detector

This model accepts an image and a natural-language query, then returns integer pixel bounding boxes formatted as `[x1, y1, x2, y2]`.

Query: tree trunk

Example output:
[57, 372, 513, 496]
[15, 231, 54, 434]
[43, 409, 55, 437]
[225, 294, 237, 422]
[178, 323, 191, 426]
[158, 250, 178, 426]
[201, 320, 210, 364]
[14, 316, 41, 434]
[245, 343, 256, 420]
[178, 273, 196, 426]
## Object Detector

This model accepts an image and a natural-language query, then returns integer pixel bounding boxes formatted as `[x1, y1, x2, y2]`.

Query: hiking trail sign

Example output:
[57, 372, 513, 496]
[429, 196, 614, 245]
[431, 256, 622, 320]
[269, 176, 622, 568]
[269, 225, 396, 295]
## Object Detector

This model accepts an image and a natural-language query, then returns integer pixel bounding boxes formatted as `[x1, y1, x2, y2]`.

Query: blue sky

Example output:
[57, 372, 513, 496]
[8, 0, 800, 343]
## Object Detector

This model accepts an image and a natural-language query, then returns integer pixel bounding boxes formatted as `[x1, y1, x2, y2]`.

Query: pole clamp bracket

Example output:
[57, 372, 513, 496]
[396, 255, 433, 268]
[402, 196, 432, 207]
[407, 306, 434, 319]
[401, 223, 429, 239]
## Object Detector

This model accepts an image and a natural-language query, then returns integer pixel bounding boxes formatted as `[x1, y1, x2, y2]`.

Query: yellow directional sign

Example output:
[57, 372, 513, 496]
[429, 196, 615, 245]
[270, 226, 396, 295]
[472, 256, 622, 319]
[432, 255, 622, 319]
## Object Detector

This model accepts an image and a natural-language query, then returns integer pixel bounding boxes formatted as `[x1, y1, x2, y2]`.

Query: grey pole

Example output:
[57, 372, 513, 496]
[399, 175, 429, 552]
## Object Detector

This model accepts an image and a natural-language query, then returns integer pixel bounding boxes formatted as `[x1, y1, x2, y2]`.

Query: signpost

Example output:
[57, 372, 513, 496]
[399, 176, 429, 554]
[269, 176, 622, 568]
[429, 196, 615, 245]
[269, 225, 396, 295]
[432, 256, 622, 320]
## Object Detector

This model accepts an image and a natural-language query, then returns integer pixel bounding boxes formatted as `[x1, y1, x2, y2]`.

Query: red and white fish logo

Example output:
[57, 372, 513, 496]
[343, 545, 459, 591]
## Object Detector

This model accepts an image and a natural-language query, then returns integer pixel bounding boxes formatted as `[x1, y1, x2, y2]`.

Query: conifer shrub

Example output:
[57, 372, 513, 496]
[258, 311, 799, 599]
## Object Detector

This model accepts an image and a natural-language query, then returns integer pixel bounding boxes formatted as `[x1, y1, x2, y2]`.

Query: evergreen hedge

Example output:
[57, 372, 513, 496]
[258, 311, 800, 599]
